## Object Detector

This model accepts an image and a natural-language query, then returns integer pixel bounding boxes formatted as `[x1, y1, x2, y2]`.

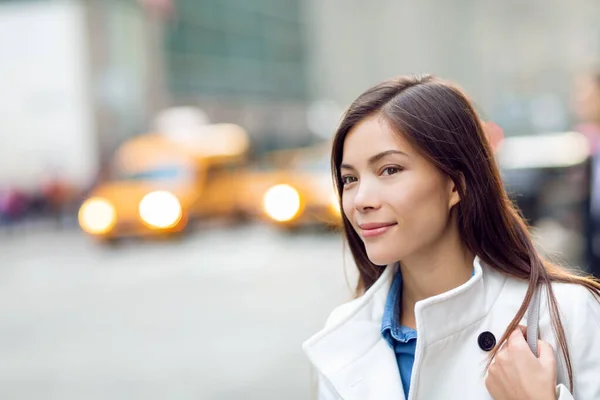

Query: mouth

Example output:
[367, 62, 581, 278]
[358, 222, 397, 238]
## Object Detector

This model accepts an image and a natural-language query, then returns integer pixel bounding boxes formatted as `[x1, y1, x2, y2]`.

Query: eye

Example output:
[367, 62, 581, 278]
[341, 175, 357, 186]
[381, 166, 402, 176]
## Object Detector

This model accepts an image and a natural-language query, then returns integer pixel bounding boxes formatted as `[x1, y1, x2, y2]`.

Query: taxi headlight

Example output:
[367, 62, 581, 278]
[139, 191, 182, 229]
[263, 184, 301, 222]
[78, 197, 117, 234]
[330, 193, 341, 216]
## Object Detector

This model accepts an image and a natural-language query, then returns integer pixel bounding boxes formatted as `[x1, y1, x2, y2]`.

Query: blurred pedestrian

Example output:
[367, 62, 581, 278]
[304, 75, 600, 399]
[573, 70, 600, 277]
[0, 186, 28, 234]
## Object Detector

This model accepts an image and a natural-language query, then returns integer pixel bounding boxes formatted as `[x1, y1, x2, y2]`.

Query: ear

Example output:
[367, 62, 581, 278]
[448, 174, 465, 209]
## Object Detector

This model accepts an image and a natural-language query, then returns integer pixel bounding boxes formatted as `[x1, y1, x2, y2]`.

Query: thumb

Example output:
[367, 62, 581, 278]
[537, 340, 556, 367]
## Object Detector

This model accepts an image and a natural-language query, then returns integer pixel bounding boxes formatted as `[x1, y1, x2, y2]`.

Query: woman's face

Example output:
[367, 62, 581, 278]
[340, 114, 460, 266]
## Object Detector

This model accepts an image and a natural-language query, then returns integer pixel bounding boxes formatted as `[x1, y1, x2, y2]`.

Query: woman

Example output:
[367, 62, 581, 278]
[303, 75, 600, 399]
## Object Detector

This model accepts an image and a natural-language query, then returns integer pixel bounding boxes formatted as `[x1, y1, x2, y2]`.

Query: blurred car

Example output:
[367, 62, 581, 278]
[244, 143, 341, 229]
[497, 131, 590, 264]
[78, 123, 251, 242]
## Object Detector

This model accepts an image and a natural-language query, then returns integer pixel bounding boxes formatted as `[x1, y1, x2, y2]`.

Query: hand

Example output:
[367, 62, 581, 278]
[485, 326, 557, 400]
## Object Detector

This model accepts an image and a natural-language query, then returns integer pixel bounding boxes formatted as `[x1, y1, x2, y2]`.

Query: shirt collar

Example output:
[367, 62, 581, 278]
[381, 270, 416, 344]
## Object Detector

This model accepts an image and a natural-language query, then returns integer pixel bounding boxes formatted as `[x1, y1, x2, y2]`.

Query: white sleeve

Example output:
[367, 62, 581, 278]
[556, 383, 574, 399]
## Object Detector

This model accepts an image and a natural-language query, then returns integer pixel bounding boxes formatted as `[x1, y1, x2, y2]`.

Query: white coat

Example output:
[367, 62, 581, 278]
[303, 257, 600, 399]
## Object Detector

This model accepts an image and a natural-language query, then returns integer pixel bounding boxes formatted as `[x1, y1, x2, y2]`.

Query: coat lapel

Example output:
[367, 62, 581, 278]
[303, 257, 507, 399]
[328, 339, 405, 399]
[303, 263, 405, 399]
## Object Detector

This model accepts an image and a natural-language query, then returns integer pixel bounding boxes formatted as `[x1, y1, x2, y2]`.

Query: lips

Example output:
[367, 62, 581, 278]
[359, 222, 396, 230]
[358, 222, 397, 238]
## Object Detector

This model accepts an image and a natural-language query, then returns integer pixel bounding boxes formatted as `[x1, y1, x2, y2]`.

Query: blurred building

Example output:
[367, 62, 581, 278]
[163, 0, 311, 151]
[0, 0, 169, 191]
[304, 0, 600, 136]
[3, 0, 600, 193]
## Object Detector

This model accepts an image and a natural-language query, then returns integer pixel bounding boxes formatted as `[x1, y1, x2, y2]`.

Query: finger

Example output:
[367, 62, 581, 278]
[484, 374, 499, 398]
[494, 346, 510, 367]
[508, 328, 529, 351]
[496, 340, 507, 353]
[485, 366, 502, 397]
[509, 327, 526, 344]
[538, 340, 557, 367]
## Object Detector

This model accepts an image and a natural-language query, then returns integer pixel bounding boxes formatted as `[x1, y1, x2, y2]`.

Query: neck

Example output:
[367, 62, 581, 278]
[399, 224, 474, 329]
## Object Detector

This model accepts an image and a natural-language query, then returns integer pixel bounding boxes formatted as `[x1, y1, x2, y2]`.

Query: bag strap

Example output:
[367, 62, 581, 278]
[526, 285, 542, 357]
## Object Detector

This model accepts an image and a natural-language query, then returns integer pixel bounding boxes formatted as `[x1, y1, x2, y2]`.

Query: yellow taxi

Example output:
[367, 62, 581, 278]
[78, 123, 250, 242]
[245, 142, 341, 229]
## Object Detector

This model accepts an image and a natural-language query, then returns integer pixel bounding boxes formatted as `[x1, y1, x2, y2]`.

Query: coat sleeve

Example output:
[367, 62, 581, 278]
[556, 384, 573, 399]
[555, 286, 600, 399]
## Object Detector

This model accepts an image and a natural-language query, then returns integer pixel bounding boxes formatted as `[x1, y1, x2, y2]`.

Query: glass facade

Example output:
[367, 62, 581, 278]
[165, 0, 307, 101]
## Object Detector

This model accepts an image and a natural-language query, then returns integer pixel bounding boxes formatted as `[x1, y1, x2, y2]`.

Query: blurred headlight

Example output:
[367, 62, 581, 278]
[79, 197, 117, 235]
[263, 184, 301, 222]
[330, 193, 341, 216]
[139, 191, 182, 229]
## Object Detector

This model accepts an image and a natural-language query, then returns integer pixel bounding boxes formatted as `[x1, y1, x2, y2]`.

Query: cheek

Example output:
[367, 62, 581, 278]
[389, 181, 450, 230]
[341, 192, 354, 220]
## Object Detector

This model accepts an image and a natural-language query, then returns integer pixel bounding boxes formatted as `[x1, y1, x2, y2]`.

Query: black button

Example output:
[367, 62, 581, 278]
[478, 331, 496, 351]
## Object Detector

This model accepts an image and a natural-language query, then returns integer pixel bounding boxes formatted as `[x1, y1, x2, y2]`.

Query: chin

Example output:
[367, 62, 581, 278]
[365, 246, 401, 267]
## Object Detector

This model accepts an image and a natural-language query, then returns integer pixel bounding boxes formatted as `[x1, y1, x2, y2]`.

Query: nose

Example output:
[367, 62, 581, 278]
[352, 179, 381, 213]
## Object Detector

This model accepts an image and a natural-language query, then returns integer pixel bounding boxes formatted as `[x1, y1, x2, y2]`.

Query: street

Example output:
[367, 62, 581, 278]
[0, 224, 355, 400]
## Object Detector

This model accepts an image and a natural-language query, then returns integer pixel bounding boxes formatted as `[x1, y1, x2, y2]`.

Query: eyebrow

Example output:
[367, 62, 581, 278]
[340, 150, 408, 170]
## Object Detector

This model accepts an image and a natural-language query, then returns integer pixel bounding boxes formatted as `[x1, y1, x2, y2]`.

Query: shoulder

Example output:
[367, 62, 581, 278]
[550, 281, 600, 331]
[303, 265, 396, 349]
[323, 296, 363, 328]
[500, 272, 600, 313]
[319, 264, 398, 330]
[496, 273, 600, 332]
[302, 295, 364, 356]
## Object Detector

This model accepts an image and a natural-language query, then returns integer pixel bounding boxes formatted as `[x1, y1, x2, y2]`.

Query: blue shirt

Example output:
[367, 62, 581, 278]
[381, 268, 475, 399]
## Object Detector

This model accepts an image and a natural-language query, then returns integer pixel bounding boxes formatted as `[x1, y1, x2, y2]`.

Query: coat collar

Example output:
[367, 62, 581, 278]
[303, 256, 507, 399]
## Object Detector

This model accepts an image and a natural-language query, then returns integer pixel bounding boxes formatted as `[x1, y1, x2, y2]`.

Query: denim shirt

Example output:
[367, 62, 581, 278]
[381, 268, 475, 399]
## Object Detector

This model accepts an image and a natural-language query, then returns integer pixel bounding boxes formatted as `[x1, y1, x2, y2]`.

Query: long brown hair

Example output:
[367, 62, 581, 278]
[331, 74, 600, 391]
